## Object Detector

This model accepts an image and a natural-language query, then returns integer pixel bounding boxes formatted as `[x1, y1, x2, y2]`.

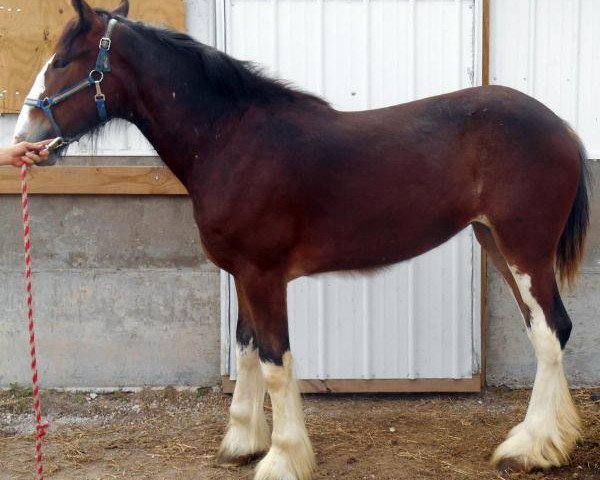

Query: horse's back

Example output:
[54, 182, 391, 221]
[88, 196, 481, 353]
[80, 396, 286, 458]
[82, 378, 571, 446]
[285, 86, 582, 275]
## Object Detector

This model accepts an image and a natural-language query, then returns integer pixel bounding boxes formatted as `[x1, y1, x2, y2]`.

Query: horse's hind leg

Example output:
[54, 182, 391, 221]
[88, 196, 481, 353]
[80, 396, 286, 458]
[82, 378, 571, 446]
[473, 223, 529, 314]
[481, 231, 581, 471]
[218, 280, 270, 464]
[238, 269, 315, 480]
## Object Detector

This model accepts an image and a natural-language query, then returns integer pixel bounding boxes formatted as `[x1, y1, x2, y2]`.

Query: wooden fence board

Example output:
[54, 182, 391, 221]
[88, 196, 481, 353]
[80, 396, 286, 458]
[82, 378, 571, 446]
[0, 166, 187, 195]
[0, 0, 185, 113]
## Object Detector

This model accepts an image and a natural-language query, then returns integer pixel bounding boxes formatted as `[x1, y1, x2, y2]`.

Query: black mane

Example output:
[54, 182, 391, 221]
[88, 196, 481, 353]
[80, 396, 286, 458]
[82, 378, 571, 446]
[91, 10, 329, 107]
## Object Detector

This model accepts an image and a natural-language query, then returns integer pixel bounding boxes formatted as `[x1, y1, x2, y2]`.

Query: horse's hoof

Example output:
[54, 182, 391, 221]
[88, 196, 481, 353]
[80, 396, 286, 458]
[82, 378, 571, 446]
[217, 419, 271, 467]
[493, 455, 532, 473]
[254, 445, 315, 480]
[491, 419, 578, 473]
[217, 449, 266, 466]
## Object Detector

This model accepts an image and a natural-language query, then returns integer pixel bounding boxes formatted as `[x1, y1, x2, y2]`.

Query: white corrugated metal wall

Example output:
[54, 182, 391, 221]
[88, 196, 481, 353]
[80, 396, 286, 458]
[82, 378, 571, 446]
[490, 0, 600, 159]
[219, 0, 483, 383]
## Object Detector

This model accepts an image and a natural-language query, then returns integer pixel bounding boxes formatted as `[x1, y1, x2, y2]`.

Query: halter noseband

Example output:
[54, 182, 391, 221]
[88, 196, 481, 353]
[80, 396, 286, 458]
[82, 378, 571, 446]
[25, 18, 118, 142]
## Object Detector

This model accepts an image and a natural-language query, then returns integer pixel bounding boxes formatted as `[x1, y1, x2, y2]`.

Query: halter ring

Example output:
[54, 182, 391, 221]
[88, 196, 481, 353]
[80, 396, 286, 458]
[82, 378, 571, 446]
[89, 70, 104, 83]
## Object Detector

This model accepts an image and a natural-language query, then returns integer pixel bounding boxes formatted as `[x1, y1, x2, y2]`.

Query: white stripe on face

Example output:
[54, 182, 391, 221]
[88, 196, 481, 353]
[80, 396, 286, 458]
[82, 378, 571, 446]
[13, 57, 54, 143]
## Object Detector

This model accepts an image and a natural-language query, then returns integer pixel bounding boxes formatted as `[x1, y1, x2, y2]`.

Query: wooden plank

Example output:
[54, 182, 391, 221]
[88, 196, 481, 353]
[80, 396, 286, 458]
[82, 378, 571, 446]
[0, 166, 187, 195]
[480, 0, 490, 389]
[222, 375, 482, 395]
[482, 0, 490, 87]
[0, 0, 185, 114]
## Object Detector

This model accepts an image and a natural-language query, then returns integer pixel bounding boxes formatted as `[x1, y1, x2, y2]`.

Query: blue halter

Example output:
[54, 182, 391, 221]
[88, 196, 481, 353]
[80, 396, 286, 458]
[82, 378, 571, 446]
[25, 19, 118, 141]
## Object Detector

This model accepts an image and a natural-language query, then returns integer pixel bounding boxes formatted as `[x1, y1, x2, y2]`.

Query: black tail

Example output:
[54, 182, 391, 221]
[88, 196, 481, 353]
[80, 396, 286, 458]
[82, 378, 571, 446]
[556, 135, 591, 288]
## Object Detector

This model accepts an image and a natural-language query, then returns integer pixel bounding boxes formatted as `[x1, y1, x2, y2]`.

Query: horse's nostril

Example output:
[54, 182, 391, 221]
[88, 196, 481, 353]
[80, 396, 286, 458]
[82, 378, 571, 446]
[13, 135, 24, 144]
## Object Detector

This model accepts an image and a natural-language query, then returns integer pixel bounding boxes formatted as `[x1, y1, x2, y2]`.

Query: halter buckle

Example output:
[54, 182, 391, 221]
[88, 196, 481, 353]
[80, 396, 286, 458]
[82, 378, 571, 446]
[99, 37, 112, 51]
[95, 93, 106, 101]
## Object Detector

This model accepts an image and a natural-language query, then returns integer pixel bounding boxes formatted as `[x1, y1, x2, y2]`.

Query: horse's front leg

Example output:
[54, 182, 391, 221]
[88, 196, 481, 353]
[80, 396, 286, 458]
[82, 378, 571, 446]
[240, 269, 315, 480]
[218, 280, 270, 464]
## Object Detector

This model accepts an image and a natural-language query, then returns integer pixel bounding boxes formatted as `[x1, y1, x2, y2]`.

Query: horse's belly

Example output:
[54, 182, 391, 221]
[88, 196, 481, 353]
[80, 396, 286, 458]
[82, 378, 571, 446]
[293, 206, 471, 277]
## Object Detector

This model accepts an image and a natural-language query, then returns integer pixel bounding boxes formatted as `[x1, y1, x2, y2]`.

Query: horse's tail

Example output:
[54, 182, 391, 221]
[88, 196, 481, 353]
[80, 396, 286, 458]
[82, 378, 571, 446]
[556, 131, 591, 288]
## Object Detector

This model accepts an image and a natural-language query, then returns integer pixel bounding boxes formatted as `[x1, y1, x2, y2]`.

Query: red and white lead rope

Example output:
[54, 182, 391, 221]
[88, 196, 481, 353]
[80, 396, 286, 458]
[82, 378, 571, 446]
[20, 164, 48, 480]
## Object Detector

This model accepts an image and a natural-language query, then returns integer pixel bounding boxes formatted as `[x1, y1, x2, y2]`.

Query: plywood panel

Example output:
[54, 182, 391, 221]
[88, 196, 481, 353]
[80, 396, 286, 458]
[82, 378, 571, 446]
[0, 166, 187, 195]
[0, 0, 185, 113]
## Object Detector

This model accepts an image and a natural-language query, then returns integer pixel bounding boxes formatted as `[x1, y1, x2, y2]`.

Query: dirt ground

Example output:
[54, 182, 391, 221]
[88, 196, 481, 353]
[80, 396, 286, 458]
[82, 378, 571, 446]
[0, 387, 598, 480]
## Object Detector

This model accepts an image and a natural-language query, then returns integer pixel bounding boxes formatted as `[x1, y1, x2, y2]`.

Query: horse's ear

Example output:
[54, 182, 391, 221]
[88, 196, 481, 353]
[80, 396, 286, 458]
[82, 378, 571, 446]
[71, 0, 96, 28]
[113, 0, 130, 18]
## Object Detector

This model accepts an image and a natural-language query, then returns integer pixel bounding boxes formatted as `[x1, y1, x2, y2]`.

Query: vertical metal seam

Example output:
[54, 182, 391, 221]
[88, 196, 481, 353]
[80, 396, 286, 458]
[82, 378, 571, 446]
[408, 0, 417, 100]
[407, 262, 415, 379]
[317, 0, 325, 96]
[456, 0, 464, 89]
[363, 0, 371, 109]
[406, 0, 417, 378]
[215, 0, 226, 52]
[451, 236, 460, 378]
[527, 0, 537, 96]
[237, 0, 245, 57]
[453, 0, 464, 379]
[271, 0, 279, 72]
[317, 278, 325, 378]
[316, 0, 325, 378]
[362, 277, 371, 379]
[573, 0, 583, 129]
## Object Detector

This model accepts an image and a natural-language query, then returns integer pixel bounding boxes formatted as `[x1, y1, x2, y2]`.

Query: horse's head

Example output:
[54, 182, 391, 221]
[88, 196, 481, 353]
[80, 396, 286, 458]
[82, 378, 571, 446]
[13, 0, 131, 164]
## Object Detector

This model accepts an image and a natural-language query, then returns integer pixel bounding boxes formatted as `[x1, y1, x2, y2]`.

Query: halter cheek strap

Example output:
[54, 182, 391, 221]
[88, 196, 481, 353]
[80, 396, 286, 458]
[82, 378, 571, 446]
[24, 18, 118, 141]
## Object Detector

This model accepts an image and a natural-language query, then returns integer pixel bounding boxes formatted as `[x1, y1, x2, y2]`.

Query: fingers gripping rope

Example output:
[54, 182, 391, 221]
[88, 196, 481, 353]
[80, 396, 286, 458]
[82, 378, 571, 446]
[21, 165, 48, 480]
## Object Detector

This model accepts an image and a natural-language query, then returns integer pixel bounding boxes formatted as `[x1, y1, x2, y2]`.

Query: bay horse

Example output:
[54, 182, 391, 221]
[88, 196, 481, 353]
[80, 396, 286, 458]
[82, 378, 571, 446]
[14, 1, 589, 478]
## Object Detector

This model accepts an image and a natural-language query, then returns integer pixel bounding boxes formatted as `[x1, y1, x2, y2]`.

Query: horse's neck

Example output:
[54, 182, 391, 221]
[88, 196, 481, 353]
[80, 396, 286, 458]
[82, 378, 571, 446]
[131, 92, 236, 185]
[122, 46, 239, 185]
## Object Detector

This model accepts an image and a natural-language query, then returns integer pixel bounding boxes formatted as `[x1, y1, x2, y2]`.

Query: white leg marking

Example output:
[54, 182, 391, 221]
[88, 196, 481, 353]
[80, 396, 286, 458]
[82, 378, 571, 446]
[218, 342, 270, 463]
[492, 267, 581, 471]
[13, 57, 53, 142]
[255, 352, 315, 480]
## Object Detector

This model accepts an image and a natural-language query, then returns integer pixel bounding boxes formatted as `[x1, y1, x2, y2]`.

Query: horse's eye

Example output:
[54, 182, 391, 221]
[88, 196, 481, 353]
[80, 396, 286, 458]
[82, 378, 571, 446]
[52, 58, 70, 69]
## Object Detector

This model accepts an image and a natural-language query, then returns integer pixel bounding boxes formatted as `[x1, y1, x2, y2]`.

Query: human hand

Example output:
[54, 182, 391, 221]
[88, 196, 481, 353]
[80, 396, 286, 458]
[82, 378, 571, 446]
[0, 140, 52, 167]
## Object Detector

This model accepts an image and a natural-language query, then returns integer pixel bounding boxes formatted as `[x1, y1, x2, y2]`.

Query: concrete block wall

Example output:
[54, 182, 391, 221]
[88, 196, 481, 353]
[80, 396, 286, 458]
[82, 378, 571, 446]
[0, 180, 221, 388]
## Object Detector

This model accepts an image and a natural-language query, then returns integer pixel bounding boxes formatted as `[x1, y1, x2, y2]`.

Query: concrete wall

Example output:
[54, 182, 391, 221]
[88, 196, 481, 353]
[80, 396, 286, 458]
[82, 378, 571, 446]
[0, 165, 222, 388]
[487, 160, 600, 388]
